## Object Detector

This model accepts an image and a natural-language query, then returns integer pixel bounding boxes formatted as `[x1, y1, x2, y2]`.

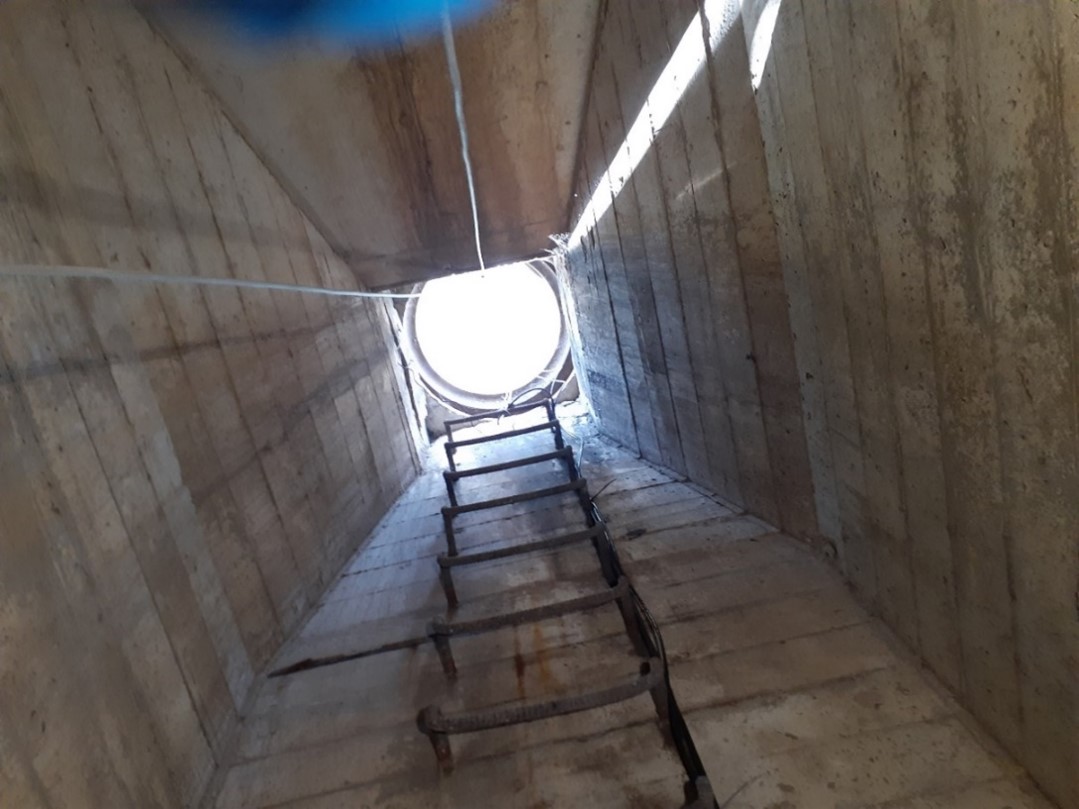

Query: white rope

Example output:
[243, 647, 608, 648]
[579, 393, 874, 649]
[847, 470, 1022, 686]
[441, 5, 486, 271]
[3, 15, 484, 299]
[0, 264, 419, 299]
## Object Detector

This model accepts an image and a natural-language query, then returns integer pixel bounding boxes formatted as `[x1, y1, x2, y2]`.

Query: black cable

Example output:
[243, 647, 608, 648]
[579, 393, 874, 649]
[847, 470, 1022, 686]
[581, 462, 720, 804]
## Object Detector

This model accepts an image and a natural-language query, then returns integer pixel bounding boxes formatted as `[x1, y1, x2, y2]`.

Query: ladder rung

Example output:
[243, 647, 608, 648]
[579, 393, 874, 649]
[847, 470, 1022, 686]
[447, 419, 559, 450]
[443, 398, 554, 432]
[428, 577, 630, 639]
[445, 447, 573, 482]
[442, 478, 588, 518]
[437, 524, 603, 569]
[416, 658, 667, 772]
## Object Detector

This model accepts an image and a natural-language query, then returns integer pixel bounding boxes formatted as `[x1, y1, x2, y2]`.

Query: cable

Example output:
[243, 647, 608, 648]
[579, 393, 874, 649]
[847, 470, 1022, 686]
[0, 264, 419, 300]
[441, 5, 486, 271]
[581, 464, 720, 806]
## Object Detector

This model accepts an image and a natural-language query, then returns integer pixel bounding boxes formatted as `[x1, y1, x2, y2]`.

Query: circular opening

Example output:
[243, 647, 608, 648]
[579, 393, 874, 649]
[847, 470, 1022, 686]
[403, 262, 571, 413]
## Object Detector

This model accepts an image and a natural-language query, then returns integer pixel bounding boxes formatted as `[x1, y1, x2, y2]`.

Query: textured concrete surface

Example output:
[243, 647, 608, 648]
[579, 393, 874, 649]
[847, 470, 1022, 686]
[154, 0, 602, 288]
[0, 1, 1074, 807]
[561, 1, 1077, 805]
[560, 0, 818, 542]
[744, 2, 1079, 805]
[0, 1, 419, 805]
[207, 421, 1054, 808]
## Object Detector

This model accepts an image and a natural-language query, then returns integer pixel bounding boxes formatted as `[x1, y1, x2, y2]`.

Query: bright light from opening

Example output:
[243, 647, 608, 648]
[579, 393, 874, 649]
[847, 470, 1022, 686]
[414, 264, 563, 396]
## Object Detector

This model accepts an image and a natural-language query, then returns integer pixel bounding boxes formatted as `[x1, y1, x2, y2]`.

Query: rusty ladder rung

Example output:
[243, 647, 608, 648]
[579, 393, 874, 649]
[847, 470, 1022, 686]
[442, 478, 587, 518]
[437, 524, 603, 570]
[444, 419, 565, 472]
[441, 478, 592, 557]
[447, 419, 562, 451]
[443, 447, 577, 507]
[427, 577, 646, 676]
[435, 524, 605, 607]
[443, 398, 556, 441]
[416, 658, 670, 773]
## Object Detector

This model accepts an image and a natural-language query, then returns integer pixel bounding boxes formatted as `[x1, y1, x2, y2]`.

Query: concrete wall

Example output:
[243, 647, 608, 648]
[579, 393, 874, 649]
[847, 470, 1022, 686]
[0, 1, 419, 806]
[564, 1, 1078, 806]
[154, 0, 601, 289]
[561, 0, 819, 540]
[745, 2, 1078, 805]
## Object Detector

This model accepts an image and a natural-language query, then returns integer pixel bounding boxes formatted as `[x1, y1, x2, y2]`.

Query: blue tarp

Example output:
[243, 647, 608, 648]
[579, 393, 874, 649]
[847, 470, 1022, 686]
[178, 0, 491, 41]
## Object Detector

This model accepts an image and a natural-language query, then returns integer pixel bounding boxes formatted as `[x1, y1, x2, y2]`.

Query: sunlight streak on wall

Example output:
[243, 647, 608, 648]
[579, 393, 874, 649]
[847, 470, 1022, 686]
[749, 0, 782, 90]
[568, 0, 731, 246]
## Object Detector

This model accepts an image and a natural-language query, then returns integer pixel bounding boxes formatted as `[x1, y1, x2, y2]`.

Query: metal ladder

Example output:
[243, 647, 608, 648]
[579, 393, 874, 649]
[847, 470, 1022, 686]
[415, 397, 719, 808]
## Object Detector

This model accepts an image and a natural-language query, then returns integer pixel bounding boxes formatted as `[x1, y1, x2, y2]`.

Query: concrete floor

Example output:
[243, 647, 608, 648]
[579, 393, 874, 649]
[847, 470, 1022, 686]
[208, 411, 1056, 808]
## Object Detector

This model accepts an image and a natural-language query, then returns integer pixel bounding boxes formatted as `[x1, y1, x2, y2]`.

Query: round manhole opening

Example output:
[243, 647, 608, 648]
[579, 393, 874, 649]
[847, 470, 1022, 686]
[403, 262, 571, 413]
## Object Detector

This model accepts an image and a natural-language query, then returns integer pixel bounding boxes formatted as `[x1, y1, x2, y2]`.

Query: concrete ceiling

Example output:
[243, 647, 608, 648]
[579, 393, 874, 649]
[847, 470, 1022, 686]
[154, 1, 602, 289]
